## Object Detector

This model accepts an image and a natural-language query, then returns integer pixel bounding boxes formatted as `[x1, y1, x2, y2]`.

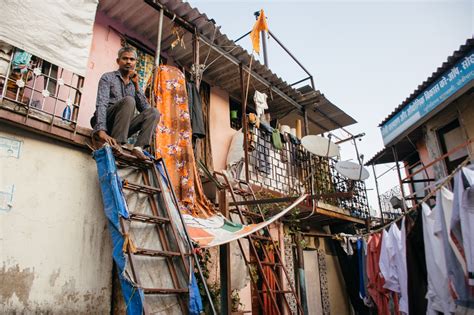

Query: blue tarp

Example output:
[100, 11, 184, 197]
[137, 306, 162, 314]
[93, 146, 144, 315]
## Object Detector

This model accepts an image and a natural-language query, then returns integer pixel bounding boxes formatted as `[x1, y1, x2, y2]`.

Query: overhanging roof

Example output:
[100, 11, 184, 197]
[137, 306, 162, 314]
[98, 0, 357, 134]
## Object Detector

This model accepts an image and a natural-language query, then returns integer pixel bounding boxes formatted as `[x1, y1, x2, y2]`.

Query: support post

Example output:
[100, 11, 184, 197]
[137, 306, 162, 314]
[240, 63, 250, 182]
[295, 232, 308, 315]
[391, 146, 408, 212]
[261, 29, 269, 67]
[303, 107, 309, 136]
[150, 8, 164, 108]
[372, 163, 385, 225]
[219, 190, 231, 314]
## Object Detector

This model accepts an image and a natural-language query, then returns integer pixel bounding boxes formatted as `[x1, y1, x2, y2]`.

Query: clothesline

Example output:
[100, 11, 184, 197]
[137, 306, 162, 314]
[331, 158, 471, 239]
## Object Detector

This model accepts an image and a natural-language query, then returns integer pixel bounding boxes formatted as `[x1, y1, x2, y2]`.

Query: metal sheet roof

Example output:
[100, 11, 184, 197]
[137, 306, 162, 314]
[379, 37, 474, 127]
[98, 0, 356, 134]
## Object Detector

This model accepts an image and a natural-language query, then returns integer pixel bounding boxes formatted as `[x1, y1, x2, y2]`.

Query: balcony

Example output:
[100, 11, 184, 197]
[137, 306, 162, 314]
[0, 43, 90, 146]
[244, 122, 370, 224]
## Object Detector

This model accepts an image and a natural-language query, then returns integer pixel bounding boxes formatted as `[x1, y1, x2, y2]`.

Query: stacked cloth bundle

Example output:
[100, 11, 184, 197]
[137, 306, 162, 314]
[334, 165, 474, 315]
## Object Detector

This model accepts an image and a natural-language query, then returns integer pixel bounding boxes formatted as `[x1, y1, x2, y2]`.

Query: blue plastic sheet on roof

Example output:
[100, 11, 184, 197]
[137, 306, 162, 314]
[93, 146, 144, 315]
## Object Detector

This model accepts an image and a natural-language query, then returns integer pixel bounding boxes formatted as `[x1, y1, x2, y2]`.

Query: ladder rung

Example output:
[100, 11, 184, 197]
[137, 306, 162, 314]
[143, 288, 188, 294]
[128, 212, 170, 224]
[123, 181, 161, 194]
[134, 247, 181, 257]
[233, 188, 253, 196]
[258, 289, 292, 294]
[115, 151, 155, 167]
[249, 234, 273, 241]
[249, 261, 282, 267]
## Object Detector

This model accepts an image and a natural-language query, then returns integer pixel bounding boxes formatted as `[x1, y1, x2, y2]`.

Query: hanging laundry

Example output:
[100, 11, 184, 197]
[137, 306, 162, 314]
[186, 81, 206, 140]
[422, 201, 456, 314]
[435, 186, 474, 311]
[334, 233, 358, 255]
[333, 236, 371, 315]
[357, 238, 372, 307]
[451, 166, 474, 288]
[12, 49, 32, 73]
[254, 90, 268, 118]
[367, 232, 393, 315]
[152, 65, 215, 217]
[271, 128, 283, 150]
[379, 219, 409, 314]
[405, 214, 428, 315]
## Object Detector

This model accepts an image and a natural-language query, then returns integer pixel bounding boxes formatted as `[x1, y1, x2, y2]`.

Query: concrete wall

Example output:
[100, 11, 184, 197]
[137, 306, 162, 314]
[0, 125, 112, 313]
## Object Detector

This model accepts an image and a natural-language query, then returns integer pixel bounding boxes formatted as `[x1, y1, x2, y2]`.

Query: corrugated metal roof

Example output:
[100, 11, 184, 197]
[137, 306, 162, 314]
[98, 0, 356, 134]
[379, 37, 474, 127]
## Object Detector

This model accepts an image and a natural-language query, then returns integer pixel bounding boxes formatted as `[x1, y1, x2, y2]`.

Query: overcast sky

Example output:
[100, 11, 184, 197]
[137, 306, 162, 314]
[191, 0, 473, 212]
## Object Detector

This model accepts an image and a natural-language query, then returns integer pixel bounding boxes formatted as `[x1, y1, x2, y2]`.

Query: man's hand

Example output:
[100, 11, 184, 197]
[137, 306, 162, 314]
[96, 130, 119, 149]
[129, 70, 139, 89]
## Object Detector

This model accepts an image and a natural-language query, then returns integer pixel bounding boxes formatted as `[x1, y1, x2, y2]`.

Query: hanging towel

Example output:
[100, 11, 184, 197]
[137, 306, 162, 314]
[254, 90, 268, 118]
[272, 129, 283, 150]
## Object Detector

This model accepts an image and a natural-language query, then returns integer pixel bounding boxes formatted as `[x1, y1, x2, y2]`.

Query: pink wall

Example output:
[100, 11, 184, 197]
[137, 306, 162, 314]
[209, 86, 237, 171]
[415, 139, 435, 179]
[77, 11, 157, 128]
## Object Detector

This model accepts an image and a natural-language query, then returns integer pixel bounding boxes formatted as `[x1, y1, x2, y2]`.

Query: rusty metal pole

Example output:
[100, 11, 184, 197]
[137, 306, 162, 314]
[219, 190, 232, 314]
[240, 63, 250, 182]
[392, 146, 408, 212]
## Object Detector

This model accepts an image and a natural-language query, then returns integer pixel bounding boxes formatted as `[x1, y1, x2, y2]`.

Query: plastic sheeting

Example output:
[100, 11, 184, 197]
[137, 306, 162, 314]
[94, 146, 144, 315]
[0, 0, 98, 76]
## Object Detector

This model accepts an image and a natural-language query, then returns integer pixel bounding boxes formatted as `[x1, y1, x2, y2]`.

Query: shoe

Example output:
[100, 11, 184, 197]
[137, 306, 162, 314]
[131, 147, 150, 161]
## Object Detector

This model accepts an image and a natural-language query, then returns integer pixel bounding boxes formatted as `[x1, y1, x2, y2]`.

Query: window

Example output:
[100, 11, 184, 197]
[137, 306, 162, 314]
[229, 97, 242, 130]
[437, 119, 469, 174]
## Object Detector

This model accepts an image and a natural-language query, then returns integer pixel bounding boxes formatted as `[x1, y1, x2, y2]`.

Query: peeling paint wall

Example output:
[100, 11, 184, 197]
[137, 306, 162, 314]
[0, 125, 112, 313]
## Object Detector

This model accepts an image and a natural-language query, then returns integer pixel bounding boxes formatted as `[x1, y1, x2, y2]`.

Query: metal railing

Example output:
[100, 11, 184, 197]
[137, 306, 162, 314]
[0, 43, 84, 131]
[378, 185, 404, 220]
[246, 124, 370, 219]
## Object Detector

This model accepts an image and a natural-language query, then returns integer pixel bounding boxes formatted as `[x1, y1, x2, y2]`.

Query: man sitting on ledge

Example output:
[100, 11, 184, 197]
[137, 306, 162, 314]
[90, 47, 159, 160]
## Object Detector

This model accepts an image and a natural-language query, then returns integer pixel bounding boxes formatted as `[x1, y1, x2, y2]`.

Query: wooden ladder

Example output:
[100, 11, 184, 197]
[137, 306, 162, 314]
[113, 151, 215, 314]
[214, 172, 304, 315]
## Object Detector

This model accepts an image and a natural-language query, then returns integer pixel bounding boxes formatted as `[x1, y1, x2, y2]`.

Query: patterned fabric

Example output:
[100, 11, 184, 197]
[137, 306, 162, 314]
[194, 82, 214, 171]
[135, 49, 154, 92]
[284, 234, 298, 315]
[92, 71, 150, 132]
[152, 65, 214, 217]
[317, 249, 331, 315]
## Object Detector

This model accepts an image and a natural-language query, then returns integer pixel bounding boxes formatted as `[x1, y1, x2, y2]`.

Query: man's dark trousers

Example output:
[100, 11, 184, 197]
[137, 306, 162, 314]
[106, 96, 160, 148]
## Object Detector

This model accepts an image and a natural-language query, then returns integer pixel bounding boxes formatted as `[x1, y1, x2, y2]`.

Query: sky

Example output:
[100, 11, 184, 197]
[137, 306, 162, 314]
[190, 0, 473, 212]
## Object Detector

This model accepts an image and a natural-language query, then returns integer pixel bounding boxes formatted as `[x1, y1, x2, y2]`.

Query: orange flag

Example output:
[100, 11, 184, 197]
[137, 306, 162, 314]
[250, 9, 268, 54]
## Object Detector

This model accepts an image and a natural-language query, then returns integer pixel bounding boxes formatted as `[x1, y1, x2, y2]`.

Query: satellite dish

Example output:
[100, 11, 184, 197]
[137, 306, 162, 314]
[301, 135, 340, 157]
[335, 160, 370, 180]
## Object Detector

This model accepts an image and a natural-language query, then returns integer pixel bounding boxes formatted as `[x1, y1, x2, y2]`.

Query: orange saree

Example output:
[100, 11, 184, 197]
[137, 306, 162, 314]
[152, 65, 214, 217]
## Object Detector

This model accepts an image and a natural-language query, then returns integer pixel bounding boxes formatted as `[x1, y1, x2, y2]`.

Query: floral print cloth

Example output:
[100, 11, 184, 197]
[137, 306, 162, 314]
[153, 65, 214, 217]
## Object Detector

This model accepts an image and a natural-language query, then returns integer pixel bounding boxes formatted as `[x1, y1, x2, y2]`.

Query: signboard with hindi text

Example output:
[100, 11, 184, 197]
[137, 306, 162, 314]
[381, 50, 474, 145]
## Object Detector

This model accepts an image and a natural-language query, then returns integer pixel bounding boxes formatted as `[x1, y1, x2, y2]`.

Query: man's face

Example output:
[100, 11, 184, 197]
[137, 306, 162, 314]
[117, 51, 137, 73]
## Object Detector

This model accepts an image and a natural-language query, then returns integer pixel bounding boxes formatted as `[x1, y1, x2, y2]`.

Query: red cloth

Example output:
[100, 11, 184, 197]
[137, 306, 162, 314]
[367, 232, 400, 315]
[263, 250, 278, 314]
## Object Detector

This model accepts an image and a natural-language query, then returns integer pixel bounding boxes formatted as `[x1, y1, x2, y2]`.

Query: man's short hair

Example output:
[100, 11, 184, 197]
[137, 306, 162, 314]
[117, 47, 137, 59]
